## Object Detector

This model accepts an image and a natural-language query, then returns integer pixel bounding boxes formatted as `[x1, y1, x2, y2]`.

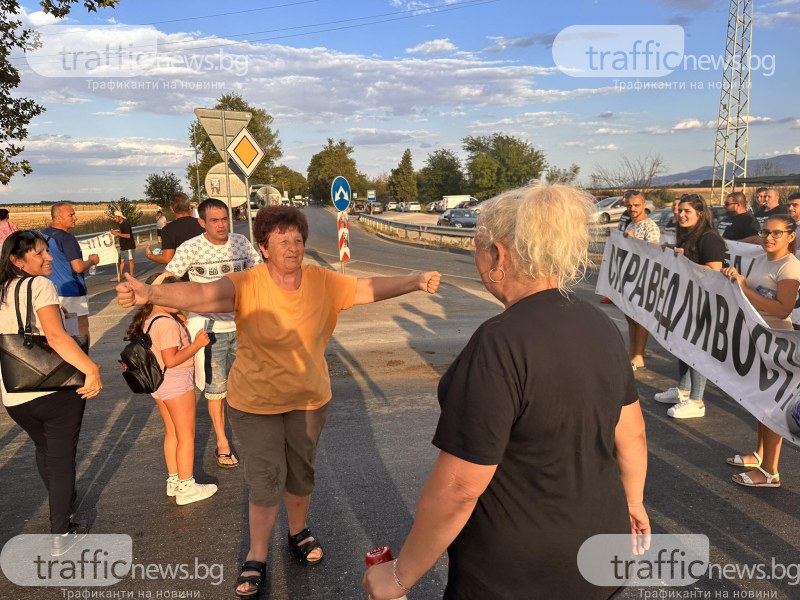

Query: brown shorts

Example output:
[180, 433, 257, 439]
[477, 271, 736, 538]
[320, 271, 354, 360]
[228, 404, 329, 507]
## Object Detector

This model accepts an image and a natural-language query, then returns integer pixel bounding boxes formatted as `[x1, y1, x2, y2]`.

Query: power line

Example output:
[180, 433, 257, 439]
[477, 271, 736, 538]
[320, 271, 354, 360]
[11, 0, 494, 66]
[137, 0, 321, 26]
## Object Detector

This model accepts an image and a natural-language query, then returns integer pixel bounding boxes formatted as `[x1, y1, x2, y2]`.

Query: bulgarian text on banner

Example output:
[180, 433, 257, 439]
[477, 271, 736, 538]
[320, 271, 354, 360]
[79, 232, 119, 266]
[596, 231, 800, 444]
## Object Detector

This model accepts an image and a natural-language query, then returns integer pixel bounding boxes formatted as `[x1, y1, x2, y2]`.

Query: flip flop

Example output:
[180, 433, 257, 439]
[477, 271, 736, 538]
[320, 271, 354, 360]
[215, 449, 239, 468]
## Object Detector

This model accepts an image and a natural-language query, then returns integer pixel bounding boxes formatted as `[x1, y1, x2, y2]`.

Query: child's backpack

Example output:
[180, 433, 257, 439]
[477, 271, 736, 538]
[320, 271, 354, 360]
[119, 315, 170, 394]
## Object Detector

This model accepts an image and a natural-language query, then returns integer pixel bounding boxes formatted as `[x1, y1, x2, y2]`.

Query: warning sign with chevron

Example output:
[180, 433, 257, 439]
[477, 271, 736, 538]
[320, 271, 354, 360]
[337, 211, 350, 263]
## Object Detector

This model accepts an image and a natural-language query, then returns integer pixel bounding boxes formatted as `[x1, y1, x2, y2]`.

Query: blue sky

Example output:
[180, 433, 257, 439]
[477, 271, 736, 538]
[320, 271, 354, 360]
[3, 0, 799, 203]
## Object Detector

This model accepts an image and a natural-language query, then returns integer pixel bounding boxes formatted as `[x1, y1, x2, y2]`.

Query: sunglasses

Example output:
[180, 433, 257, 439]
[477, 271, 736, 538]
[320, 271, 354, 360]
[757, 229, 792, 239]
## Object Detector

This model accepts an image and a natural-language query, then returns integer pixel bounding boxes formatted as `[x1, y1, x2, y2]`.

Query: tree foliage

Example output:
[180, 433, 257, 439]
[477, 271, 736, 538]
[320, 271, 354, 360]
[306, 138, 360, 204]
[271, 164, 307, 198]
[416, 149, 465, 205]
[144, 171, 183, 213]
[186, 92, 282, 200]
[545, 163, 580, 185]
[462, 134, 546, 199]
[1, 0, 119, 185]
[589, 154, 666, 195]
[106, 196, 142, 226]
[387, 149, 417, 204]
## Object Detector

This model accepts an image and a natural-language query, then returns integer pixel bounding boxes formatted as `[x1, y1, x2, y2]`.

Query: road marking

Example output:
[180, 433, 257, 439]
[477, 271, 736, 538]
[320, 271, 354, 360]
[312, 250, 482, 282]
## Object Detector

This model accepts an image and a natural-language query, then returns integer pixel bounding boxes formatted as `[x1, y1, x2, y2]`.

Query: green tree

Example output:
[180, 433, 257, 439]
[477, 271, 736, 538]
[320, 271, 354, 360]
[186, 92, 281, 200]
[144, 171, 183, 213]
[417, 149, 465, 205]
[545, 163, 580, 185]
[106, 197, 143, 226]
[463, 134, 547, 199]
[306, 138, 360, 204]
[1, 0, 119, 185]
[387, 149, 417, 204]
[271, 165, 308, 199]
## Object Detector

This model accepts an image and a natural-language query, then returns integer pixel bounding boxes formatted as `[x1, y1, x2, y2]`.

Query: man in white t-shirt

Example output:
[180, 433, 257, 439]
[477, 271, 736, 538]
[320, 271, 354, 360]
[165, 198, 262, 468]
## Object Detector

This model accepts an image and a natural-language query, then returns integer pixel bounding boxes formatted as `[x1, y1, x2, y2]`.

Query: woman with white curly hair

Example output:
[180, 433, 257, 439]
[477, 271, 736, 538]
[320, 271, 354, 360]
[364, 182, 650, 599]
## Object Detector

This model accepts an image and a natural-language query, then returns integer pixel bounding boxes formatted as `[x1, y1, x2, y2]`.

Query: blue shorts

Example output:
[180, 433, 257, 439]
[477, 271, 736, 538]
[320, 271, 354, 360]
[119, 249, 135, 260]
[203, 330, 238, 400]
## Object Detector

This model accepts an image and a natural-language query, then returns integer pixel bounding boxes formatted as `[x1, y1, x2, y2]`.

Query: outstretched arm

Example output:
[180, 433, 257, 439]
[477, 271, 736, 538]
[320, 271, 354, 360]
[116, 273, 236, 313]
[354, 271, 441, 305]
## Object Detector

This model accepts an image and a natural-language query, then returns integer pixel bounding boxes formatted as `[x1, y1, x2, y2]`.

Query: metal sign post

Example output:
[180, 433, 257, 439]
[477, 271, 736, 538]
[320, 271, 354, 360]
[227, 128, 266, 244]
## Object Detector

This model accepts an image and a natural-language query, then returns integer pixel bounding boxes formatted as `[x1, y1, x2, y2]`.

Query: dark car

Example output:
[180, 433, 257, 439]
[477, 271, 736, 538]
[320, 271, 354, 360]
[438, 208, 478, 228]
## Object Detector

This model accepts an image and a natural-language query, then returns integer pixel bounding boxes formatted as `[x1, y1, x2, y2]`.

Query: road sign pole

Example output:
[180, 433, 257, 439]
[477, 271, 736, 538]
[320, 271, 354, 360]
[221, 112, 234, 234]
[245, 174, 254, 244]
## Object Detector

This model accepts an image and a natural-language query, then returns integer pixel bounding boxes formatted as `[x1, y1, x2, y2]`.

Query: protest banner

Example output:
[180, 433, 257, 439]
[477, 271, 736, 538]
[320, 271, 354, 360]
[79, 232, 118, 266]
[596, 231, 800, 444]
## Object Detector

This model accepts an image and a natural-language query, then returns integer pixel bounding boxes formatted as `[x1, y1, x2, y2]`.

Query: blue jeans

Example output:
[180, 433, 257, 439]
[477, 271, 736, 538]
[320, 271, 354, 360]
[203, 330, 238, 400]
[678, 360, 707, 401]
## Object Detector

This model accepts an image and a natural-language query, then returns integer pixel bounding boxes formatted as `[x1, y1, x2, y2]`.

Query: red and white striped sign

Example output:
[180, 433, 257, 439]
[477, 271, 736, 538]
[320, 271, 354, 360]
[337, 211, 350, 263]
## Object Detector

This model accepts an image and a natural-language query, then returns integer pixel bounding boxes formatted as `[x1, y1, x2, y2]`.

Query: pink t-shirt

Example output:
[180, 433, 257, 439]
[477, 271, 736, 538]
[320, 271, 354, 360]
[145, 314, 192, 370]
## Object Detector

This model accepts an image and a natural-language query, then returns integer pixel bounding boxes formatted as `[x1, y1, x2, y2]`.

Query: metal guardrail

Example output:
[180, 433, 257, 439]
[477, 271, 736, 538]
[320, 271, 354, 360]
[358, 214, 476, 246]
[75, 223, 159, 244]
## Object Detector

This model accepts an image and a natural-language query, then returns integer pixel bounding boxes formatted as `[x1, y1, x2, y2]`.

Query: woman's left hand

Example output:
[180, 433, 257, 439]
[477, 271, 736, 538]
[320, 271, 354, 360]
[721, 266, 745, 285]
[419, 271, 441, 294]
[77, 367, 103, 399]
[363, 561, 407, 600]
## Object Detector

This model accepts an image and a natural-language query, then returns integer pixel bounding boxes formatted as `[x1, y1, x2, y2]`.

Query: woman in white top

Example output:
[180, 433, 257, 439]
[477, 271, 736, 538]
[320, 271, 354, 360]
[722, 215, 800, 488]
[0, 231, 102, 551]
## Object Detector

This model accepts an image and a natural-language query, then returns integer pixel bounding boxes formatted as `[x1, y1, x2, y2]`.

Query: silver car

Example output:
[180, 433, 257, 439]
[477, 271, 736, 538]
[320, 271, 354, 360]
[592, 196, 655, 224]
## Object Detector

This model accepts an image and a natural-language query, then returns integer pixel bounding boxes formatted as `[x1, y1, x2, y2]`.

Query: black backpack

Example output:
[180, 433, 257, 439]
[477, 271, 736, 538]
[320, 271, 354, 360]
[119, 316, 170, 394]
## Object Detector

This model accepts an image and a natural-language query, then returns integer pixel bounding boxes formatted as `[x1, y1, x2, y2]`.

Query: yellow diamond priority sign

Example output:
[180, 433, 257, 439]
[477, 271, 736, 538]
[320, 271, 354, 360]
[226, 127, 265, 178]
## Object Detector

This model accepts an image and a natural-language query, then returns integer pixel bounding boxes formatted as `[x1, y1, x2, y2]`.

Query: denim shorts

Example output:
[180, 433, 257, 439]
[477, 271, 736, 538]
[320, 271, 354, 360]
[203, 330, 238, 400]
[228, 404, 329, 506]
[119, 249, 135, 260]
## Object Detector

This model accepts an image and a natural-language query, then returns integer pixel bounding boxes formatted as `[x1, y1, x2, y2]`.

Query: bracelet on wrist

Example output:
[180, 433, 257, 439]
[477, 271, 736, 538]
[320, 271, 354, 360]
[392, 559, 413, 594]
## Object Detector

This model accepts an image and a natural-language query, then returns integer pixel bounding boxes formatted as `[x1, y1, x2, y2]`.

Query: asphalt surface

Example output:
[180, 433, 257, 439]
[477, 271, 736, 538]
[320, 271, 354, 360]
[0, 206, 798, 599]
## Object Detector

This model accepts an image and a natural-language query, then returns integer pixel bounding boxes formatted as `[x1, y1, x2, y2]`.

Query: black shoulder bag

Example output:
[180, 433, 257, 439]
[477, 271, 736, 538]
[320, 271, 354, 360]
[0, 277, 88, 392]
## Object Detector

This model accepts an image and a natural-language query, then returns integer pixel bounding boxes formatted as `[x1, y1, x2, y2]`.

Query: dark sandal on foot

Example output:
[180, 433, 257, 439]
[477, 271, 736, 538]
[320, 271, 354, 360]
[235, 560, 266, 599]
[215, 448, 239, 468]
[288, 528, 323, 565]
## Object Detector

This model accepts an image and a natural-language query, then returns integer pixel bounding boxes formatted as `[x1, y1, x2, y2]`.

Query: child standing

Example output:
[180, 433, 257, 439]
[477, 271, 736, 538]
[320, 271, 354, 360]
[126, 273, 217, 505]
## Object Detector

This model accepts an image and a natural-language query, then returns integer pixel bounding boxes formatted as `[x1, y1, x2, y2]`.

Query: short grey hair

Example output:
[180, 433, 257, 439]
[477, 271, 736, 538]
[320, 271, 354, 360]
[474, 182, 595, 293]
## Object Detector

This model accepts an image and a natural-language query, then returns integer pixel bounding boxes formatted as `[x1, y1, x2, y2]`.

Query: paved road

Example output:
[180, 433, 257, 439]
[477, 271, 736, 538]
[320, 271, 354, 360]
[1, 207, 798, 599]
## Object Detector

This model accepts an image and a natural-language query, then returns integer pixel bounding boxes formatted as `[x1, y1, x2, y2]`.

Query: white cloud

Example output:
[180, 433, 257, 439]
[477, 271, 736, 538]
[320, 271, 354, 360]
[345, 127, 432, 145]
[483, 34, 556, 53]
[405, 38, 456, 55]
[594, 127, 631, 135]
[672, 118, 716, 131]
[755, 9, 800, 26]
[591, 144, 619, 152]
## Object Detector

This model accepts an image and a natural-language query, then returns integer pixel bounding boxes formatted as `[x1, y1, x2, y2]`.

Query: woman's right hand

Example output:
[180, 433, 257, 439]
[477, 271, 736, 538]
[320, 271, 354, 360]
[76, 366, 103, 399]
[192, 329, 210, 348]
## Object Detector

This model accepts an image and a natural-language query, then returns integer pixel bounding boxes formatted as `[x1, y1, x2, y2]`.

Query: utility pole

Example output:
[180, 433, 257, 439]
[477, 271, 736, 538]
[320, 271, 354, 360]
[710, 0, 753, 203]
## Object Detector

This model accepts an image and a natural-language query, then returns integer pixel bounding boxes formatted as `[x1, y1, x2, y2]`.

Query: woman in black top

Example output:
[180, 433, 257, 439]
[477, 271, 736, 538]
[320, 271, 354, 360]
[654, 194, 726, 419]
[363, 183, 650, 600]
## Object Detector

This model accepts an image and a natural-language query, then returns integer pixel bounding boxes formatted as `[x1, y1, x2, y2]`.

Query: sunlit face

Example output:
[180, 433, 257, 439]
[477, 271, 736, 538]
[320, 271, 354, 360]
[756, 191, 767, 206]
[54, 205, 77, 229]
[200, 206, 230, 244]
[678, 202, 700, 229]
[764, 190, 780, 209]
[760, 217, 796, 255]
[259, 226, 305, 273]
[787, 199, 800, 222]
[628, 195, 647, 220]
[724, 195, 738, 215]
[12, 240, 53, 276]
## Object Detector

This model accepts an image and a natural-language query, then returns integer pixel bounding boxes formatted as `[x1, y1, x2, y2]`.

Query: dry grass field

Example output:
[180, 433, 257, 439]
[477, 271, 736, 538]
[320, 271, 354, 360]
[3, 203, 160, 234]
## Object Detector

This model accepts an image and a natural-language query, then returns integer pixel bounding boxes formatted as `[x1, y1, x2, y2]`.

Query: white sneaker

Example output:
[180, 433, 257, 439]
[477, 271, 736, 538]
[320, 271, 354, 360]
[175, 478, 217, 506]
[668, 400, 705, 419]
[654, 387, 688, 404]
[166, 477, 179, 498]
[51, 523, 90, 557]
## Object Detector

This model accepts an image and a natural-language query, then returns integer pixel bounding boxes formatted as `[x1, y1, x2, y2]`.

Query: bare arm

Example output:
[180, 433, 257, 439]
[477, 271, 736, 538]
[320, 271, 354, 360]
[723, 268, 799, 319]
[363, 451, 496, 599]
[116, 274, 236, 313]
[159, 329, 209, 368]
[70, 255, 99, 274]
[614, 401, 650, 548]
[145, 247, 175, 265]
[38, 304, 102, 398]
[354, 271, 441, 305]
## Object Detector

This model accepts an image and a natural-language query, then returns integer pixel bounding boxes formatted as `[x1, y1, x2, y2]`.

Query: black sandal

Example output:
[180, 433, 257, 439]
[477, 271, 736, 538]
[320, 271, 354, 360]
[288, 528, 323, 565]
[234, 560, 266, 599]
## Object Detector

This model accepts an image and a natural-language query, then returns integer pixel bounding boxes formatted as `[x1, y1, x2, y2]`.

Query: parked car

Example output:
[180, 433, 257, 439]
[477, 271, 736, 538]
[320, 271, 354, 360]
[386, 201, 398, 211]
[425, 202, 437, 212]
[369, 201, 383, 214]
[649, 207, 674, 232]
[437, 208, 479, 228]
[592, 196, 654, 224]
[406, 202, 422, 212]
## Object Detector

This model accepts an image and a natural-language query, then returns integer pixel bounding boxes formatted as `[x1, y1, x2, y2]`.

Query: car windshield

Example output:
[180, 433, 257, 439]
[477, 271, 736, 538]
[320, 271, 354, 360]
[451, 209, 477, 218]
[595, 196, 623, 208]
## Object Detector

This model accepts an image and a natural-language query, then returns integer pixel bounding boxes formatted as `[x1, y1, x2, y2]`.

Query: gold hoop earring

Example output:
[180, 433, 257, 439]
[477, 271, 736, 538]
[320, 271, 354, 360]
[488, 268, 505, 283]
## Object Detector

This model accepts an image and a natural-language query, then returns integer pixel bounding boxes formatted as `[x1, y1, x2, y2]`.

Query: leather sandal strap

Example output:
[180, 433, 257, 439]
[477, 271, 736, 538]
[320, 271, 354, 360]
[241, 560, 266, 573]
[289, 528, 312, 544]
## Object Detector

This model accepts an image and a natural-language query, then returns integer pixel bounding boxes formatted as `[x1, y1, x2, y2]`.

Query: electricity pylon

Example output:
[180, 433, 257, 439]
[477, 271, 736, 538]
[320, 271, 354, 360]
[710, 0, 753, 202]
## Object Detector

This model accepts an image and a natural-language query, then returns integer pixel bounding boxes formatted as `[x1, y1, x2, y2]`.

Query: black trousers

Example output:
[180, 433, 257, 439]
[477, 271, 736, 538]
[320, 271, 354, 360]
[5, 390, 86, 534]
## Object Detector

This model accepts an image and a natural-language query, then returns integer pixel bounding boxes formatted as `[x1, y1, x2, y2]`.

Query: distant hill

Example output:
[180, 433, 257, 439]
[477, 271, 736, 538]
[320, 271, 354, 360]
[653, 154, 800, 186]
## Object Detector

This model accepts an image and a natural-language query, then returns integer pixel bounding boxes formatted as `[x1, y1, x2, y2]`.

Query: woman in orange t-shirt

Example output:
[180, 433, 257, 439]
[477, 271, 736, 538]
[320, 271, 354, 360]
[116, 205, 441, 599]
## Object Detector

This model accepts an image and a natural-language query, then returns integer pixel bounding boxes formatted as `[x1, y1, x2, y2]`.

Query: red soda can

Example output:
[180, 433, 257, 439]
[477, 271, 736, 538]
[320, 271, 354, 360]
[365, 545, 394, 566]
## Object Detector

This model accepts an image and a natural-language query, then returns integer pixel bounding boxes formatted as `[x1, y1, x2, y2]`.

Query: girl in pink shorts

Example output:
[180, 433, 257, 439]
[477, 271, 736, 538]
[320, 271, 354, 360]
[126, 274, 217, 506]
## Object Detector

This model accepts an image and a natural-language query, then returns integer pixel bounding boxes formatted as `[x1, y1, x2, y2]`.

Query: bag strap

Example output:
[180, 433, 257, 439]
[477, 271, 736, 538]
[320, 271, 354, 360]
[12, 277, 27, 334]
[144, 314, 171, 336]
[12, 277, 36, 348]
